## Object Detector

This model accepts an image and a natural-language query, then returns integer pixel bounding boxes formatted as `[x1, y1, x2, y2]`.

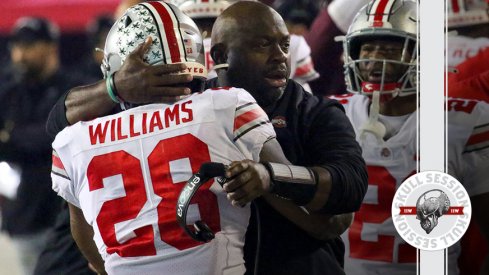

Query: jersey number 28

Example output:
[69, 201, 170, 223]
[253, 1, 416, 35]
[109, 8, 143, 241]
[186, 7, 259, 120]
[348, 166, 416, 263]
[87, 134, 220, 257]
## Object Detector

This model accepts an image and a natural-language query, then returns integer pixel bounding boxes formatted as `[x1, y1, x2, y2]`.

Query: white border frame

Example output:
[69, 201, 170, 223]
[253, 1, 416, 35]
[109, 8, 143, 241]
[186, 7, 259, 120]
[419, 0, 447, 273]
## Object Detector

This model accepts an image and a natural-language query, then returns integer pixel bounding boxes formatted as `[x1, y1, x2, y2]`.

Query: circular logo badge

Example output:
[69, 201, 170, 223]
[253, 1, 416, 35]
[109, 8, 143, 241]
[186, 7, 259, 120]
[271, 116, 287, 128]
[391, 171, 471, 251]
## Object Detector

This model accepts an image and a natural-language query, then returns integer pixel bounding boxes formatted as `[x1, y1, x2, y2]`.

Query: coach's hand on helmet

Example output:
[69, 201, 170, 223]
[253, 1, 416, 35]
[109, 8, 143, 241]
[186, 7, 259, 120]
[114, 37, 194, 104]
[223, 160, 273, 207]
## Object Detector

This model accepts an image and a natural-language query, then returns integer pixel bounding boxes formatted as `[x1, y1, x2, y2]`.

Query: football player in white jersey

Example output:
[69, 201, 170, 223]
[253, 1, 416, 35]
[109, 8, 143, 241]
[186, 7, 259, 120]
[51, 2, 281, 274]
[287, 34, 319, 93]
[51, 2, 350, 274]
[446, 0, 489, 67]
[446, 1, 489, 273]
[175, 0, 319, 91]
[331, 0, 489, 274]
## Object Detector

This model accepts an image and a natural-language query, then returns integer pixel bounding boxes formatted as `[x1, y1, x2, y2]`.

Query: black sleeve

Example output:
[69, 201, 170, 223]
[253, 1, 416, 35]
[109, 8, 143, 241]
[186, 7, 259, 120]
[1, 84, 58, 162]
[33, 202, 96, 275]
[9, 122, 53, 155]
[304, 98, 368, 214]
[46, 91, 70, 139]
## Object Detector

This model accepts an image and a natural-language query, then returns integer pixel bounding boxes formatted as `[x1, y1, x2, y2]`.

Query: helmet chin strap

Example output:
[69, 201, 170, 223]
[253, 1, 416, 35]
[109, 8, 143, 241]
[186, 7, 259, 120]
[213, 63, 229, 70]
[359, 90, 386, 143]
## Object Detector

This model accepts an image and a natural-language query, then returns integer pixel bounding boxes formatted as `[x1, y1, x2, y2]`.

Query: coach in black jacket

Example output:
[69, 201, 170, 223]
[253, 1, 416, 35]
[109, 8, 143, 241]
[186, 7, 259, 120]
[46, 2, 367, 275]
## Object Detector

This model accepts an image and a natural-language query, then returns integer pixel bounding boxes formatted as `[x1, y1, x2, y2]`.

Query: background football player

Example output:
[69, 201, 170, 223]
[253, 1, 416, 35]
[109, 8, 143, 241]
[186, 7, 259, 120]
[330, 0, 489, 274]
[445, 1, 489, 273]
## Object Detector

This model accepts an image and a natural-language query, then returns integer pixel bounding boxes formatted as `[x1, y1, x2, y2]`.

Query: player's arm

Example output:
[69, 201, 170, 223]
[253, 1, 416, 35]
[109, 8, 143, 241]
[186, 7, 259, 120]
[46, 37, 192, 138]
[226, 137, 353, 240]
[297, 100, 368, 214]
[261, 138, 353, 239]
[68, 203, 107, 275]
[225, 101, 368, 214]
[263, 195, 353, 240]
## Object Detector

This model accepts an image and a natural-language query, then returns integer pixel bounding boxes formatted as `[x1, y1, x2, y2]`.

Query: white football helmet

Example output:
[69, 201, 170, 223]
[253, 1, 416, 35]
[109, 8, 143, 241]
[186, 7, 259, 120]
[447, 0, 489, 28]
[102, 1, 206, 90]
[172, 0, 234, 19]
[343, 0, 417, 98]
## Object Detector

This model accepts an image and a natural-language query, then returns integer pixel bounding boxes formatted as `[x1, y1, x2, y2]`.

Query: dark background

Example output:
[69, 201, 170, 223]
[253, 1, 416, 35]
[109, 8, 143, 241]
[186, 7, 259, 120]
[0, 33, 93, 72]
[0, 0, 119, 74]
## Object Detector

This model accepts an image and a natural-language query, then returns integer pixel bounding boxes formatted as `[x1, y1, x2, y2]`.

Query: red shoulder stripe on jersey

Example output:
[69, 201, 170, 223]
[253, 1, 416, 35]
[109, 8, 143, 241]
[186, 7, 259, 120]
[466, 129, 489, 146]
[234, 108, 264, 131]
[295, 60, 314, 77]
[465, 123, 489, 152]
[234, 103, 269, 140]
[52, 152, 65, 170]
[234, 121, 269, 142]
[52, 151, 70, 180]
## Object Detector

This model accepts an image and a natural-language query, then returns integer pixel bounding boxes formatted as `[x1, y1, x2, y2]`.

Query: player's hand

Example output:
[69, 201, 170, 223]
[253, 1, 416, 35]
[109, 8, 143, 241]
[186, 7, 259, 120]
[223, 160, 272, 207]
[113, 36, 193, 104]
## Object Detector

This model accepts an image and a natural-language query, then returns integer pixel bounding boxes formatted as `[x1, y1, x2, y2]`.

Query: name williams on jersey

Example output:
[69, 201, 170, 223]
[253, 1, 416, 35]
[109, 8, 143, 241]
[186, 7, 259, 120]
[88, 100, 194, 145]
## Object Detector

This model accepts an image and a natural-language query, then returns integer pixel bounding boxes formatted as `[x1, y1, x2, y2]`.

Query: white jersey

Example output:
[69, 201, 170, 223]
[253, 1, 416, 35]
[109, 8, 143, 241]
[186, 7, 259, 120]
[51, 87, 275, 275]
[330, 94, 489, 275]
[289, 34, 319, 90]
[447, 35, 489, 67]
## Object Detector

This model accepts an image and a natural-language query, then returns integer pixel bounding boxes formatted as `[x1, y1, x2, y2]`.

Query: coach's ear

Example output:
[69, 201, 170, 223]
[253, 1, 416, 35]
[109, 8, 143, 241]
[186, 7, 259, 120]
[210, 43, 227, 66]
